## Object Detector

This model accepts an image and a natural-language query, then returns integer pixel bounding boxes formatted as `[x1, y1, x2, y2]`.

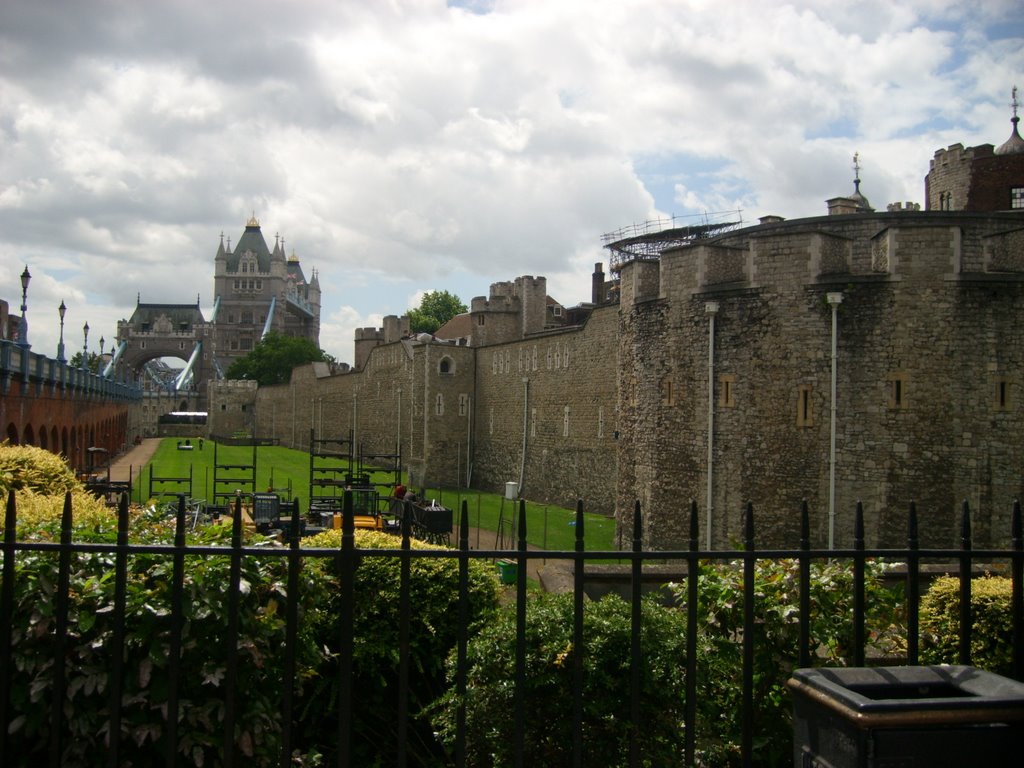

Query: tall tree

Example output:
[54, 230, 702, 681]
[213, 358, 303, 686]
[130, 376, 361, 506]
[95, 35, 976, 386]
[68, 351, 103, 373]
[407, 290, 467, 335]
[225, 332, 328, 386]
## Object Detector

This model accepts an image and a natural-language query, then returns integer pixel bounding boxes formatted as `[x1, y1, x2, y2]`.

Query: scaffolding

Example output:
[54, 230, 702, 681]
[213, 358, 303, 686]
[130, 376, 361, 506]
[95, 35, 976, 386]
[602, 210, 744, 272]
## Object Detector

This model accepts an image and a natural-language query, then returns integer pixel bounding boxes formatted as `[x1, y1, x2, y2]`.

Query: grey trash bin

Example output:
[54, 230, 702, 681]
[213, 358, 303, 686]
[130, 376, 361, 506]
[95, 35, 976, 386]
[788, 665, 1024, 767]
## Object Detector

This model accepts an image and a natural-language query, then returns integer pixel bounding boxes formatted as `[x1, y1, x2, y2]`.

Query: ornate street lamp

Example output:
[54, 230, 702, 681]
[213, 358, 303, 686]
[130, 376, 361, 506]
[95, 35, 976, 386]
[82, 321, 90, 371]
[57, 300, 67, 362]
[18, 265, 31, 349]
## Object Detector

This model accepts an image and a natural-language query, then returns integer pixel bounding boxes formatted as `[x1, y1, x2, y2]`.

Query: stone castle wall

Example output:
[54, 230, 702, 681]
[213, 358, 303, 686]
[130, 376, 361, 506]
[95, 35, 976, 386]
[619, 211, 1024, 550]
[471, 305, 619, 514]
[242, 307, 620, 514]
[207, 210, 1023, 550]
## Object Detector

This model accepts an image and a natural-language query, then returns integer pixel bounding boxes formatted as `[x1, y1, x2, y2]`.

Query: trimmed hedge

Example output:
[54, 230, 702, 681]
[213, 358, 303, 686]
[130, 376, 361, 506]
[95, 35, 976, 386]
[919, 574, 1014, 676]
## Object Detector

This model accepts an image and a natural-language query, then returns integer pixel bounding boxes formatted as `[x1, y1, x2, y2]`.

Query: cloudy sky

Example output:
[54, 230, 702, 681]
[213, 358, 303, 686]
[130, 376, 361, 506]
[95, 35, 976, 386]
[1, 0, 1021, 365]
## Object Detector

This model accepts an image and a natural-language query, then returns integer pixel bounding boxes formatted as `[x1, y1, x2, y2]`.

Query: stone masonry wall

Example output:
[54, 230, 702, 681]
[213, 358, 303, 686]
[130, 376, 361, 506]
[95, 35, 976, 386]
[618, 211, 1024, 550]
[472, 305, 620, 515]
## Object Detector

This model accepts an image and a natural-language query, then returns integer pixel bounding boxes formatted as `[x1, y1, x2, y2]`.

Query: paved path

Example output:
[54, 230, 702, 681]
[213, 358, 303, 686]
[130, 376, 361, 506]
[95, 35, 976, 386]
[108, 438, 161, 483]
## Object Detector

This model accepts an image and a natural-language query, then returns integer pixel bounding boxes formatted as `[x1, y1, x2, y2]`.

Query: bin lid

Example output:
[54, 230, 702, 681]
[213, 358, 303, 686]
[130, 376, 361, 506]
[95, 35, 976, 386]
[789, 665, 1024, 723]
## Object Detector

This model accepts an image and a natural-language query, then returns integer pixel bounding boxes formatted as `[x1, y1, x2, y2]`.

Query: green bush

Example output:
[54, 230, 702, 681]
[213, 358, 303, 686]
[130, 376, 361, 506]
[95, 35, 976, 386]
[1, 444, 500, 767]
[918, 575, 1014, 675]
[671, 558, 903, 767]
[431, 592, 690, 768]
[5, 507, 324, 766]
[296, 529, 501, 767]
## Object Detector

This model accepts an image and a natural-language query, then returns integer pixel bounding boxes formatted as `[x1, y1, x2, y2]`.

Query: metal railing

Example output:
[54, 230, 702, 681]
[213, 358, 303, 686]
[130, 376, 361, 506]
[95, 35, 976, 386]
[1, 491, 1021, 767]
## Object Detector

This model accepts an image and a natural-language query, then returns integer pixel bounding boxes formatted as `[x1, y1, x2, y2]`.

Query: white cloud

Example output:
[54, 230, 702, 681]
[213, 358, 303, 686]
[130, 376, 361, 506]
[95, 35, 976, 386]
[1, 0, 1020, 363]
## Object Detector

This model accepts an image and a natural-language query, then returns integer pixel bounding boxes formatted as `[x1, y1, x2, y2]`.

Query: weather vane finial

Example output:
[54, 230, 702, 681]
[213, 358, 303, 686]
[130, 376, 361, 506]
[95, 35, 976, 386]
[1012, 85, 1019, 120]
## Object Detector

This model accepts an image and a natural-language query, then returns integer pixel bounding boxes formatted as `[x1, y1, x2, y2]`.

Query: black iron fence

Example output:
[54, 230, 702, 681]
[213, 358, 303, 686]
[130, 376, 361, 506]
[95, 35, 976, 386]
[1, 491, 1022, 767]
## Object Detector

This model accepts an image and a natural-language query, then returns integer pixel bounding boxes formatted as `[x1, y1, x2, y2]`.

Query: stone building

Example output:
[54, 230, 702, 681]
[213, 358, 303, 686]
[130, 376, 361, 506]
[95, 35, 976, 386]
[926, 87, 1024, 212]
[112, 217, 321, 410]
[215, 102, 1024, 550]
[212, 216, 321, 374]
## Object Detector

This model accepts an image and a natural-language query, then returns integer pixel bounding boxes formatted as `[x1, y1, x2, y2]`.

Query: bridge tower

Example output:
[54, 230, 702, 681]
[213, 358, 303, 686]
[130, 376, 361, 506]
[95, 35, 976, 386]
[211, 216, 321, 375]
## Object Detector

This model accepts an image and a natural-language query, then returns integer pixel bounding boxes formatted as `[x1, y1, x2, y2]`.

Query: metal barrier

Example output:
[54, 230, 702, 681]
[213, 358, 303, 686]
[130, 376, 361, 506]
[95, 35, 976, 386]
[1, 492, 1021, 767]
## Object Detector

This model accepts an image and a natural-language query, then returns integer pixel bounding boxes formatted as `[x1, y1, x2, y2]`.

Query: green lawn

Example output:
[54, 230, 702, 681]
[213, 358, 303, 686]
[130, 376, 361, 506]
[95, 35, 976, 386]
[137, 438, 616, 551]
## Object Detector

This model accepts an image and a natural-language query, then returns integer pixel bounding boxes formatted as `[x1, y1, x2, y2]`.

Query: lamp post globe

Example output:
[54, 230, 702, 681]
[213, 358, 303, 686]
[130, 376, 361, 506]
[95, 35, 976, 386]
[57, 300, 67, 363]
[82, 322, 90, 371]
[18, 265, 31, 350]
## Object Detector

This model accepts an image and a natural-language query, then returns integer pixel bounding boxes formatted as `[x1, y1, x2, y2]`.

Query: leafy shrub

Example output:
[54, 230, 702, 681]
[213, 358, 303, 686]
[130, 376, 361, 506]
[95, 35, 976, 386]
[296, 529, 501, 767]
[431, 592, 690, 768]
[3, 486, 325, 765]
[670, 558, 903, 767]
[2, 444, 500, 766]
[918, 574, 1014, 675]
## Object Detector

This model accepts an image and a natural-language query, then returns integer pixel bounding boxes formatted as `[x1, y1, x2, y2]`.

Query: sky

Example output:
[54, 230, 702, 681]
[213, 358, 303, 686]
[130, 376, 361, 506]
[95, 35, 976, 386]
[1, 0, 1022, 366]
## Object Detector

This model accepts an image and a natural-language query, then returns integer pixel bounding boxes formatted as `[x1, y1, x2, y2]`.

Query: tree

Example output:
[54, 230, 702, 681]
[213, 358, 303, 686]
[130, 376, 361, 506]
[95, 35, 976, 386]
[225, 332, 327, 386]
[68, 351, 103, 373]
[407, 290, 467, 335]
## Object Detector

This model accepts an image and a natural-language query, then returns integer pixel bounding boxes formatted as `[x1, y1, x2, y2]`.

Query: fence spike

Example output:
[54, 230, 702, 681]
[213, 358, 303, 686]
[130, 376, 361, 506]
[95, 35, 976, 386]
[633, 500, 642, 550]
[742, 502, 755, 762]
[1012, 500, 1023, 681]
[799, 501, 811, 668]
[518, 498, 528, 549]
[906, 501, 920, 666]
[959, 500, 973, 666]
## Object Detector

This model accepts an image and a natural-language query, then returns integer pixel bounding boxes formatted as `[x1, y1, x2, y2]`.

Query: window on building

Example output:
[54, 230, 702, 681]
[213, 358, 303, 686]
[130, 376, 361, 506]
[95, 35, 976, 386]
[477, 315, 485, 326]
[552, 305, 563, 317]
[796, 385, 814, 427]
[719, 375, 736, 408]
[439, 356, 453, 375]
[1012, 187, 1024, 210]
[994, 378, 1013, 411]
[435, 394, 444, 416]
[459, 394, 468, 416]
[598, 405, 605, 439]
[530, 407, 537, 438]
[240, 337, 252, 351]
[661, 377, 675, 406]
[563, 406, 570, 437]
[888, 373, 909, 409]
